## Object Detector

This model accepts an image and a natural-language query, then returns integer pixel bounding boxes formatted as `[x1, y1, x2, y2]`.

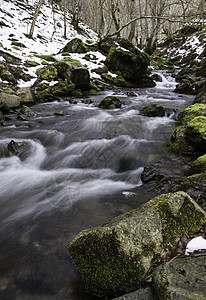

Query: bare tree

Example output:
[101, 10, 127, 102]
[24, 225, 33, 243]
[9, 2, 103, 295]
[29, 0, 44, 38]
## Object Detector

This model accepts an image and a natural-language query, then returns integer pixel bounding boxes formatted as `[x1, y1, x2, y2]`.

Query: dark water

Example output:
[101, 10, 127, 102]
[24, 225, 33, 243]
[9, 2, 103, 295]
[0, 72, 194, 299]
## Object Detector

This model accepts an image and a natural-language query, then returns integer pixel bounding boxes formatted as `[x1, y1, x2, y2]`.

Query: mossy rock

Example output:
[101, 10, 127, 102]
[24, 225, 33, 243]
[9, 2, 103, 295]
[114, 74, 129, 87]
[197, 58, 206, 77]
[151, 73, 162, 82]
[11, 41, 26, 48]
[17, 87, 35, 104]
[26, 60, 40, 67]
[0, 92, 20, 110]
[174, 80, 195, 95]
[37, 82, 75, 100]
[62, 38, 88, 53]
[0, 70, 15, 83]
[176, 103, 206, 126]
[105, 46, 149, 82]
[89, 89, 97, 95]
[153, 256, 206, 300]
[186, 116, 206, 151]
[72, 89, 83, 97]
[99, 96, 122, 109]
[36, 65, 58, 81]
[194, 91, 206, 104]
[68, 191, 206, 297]
[93, 66, 108, 75]
[101, 73, 114, 84]
[140, 104, 165, 117]
[20, 105, 37, 117]
[188, 154, 206, 175]
[35, 54, 57, 62]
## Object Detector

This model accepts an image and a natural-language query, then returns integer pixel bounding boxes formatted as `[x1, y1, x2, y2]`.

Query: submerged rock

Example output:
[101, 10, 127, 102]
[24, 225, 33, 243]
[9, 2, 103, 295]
[99, 96, 122, 109]
[140, 104, 165, 117]
[153, 256, 206, 299]
[7, 140, 27, 155]
[68, 191, 206, 297]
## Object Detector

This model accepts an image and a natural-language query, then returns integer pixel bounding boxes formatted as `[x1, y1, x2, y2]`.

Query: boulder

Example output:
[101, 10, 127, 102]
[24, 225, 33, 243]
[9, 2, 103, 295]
[0, 92, 20, 110]
[55, 60, 90, 90]
[62, 38, 87, 53]
[186, 116, 206, 151]
[68, 191, 206, 297]
[150, 73, 162, 82]
[7, 140, 28, 156]
[105, 46, 149, 82]
[0, 70, 15, 83]
[36, 65, 58, 81]
[112, 287, 153, 300]
[187, 154, 206, 175]
[99, 96, 122, 109]
[140, 104, 165, 117]
[153, 256, 206, 299]
[194, 91, 206, 104]
[141, 166, 165, 183]
[19, 105, 37, 117]
[17, 87, 35, 104]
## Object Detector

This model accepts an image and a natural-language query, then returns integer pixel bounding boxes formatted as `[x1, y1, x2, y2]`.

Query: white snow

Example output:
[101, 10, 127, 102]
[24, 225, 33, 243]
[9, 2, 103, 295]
[0, 0, 106, 86]
[185, 236, 206, 255]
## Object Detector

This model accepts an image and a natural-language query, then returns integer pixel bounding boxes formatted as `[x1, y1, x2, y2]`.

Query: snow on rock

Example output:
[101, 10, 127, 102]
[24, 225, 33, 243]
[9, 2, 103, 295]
[185, 236, 206, 255]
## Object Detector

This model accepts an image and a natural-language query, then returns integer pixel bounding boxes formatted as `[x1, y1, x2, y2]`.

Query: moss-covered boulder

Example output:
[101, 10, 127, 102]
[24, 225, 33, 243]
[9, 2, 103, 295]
[0, 70, 15, 83]
[153, 256, 206, 299]
[17, 87, 35, 104]
[167, 104, 206, 153]
[140, 104, 165, 117]
[62, 38, 88, 53]
[99, 96, 122, 109]
[186, 116, 206, 151]
[36, 82, 75, 100]
[55, 60, 90, 90]
[194, 91, 206, 104]
[105, 46, 149, 82]
[188, 154, 206, 175]
[68, 191, 206, 297]
[36, 65, 58, 81]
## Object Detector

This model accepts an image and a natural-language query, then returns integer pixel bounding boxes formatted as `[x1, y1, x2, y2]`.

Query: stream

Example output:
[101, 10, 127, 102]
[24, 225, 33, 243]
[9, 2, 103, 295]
[0, 71, 194, 299]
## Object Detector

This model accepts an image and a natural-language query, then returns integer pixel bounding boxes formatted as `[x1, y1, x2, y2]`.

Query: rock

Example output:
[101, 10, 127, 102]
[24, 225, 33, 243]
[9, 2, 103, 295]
[197, 58, 206, 77]
[7, 140, 27, 155]
[0, 70, 15, 83]
[140, 104, 165, 117]
[36, 65, 58, 81]
[68, 191, 206, 297]
[187, 154, 206, 175]
[194, 91, 206, 104]
[153, 256, 206, 300]
[141, 166, 165, 183]
[176, 103, 206, 126]
[62, 38, 87, 53]
[186, 116, 206, 151]
[174, 80, 195, 95]
[150, 73, 162, 82]
[0, 92, 20, 110]
[17, 87, 35, 104]
[36, 82, 75, 100]
[20, 105, 37, 117]
[0, 111, 4, 121]
[55, 60, 90, 90]
[105, 46, 149, 82]
[112, 287, 153, 300]
[99, 96, 122, 109]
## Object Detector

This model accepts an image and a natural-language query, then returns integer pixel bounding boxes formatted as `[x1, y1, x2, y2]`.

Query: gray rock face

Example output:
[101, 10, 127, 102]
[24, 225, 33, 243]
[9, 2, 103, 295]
[0, 92, 20, 110]
[153, 256, 206, 300]
[17, 87, 35, 104]
[68, 191, 206, 297]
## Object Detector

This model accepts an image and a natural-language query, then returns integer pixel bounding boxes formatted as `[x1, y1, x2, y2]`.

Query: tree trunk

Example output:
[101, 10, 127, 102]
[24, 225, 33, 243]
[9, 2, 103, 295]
[64, 0, 67, 38]
[29, 0, 44, 38]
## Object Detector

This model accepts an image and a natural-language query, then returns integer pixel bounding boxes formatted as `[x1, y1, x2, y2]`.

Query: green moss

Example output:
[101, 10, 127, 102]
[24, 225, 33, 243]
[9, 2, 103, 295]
[26, 60, 40, 67]
[36, 65, 58, 81]
[68, 230, 145, 296]
[11, 41, 26, 48]
[188, 154, 206, 175]
[142, 242, 155, 256]
[72, 89, 83, 97]
[101, 73, 114, 84]
[35, 54, 57, 62]
[60, 57, 82, 67]
[176, 103, 206, 126]
[166, 137, 194, 154]
[186, 116, 206, 150]
[144, 192, 206, 250]
[181, 172, 206, 189]
[89, 89, 97, 95]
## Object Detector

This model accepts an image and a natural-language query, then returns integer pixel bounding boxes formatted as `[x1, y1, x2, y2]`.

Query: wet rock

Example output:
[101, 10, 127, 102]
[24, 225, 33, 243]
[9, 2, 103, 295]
[20, 105, 37, 117]
[174, 79, 195, 95]
[151, 73, 162, 82]
[141, 166, 165, 183]
[186, 116, 206, 151]
[7, 140, 28, 155]
[153, 256, 206, 299]
[68, 191, 206, 297]
[17, 87, 35, 104]
[62, 38, 88, 53]
[112, 287, 153, 300]
[54, 111, 66, 116]
[126, 91, 137, 97]
[140, 104, 165, 117]
[99, 96, 122, 109]
[187, 154, 206, 175]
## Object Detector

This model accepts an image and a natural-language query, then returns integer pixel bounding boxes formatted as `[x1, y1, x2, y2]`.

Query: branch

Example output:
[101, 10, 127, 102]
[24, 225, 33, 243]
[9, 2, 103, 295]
[106, 13, 206, 38]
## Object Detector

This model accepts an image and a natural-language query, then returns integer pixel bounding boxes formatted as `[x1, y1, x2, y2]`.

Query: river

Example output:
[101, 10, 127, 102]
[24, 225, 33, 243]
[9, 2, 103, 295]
[0, 71, 194, 299]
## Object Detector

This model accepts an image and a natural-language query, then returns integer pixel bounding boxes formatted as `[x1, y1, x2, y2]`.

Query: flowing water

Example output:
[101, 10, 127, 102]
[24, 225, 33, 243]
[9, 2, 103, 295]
[0, 72, 194, 299]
